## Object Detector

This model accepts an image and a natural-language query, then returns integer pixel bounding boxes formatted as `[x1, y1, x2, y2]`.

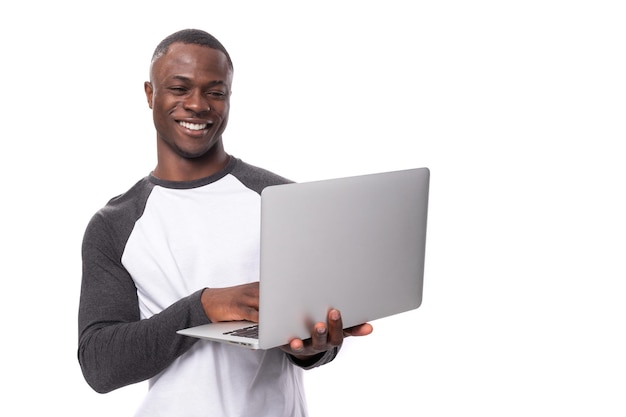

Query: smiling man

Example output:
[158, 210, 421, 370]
[78, 29, 371, 417]
[145, 40, 232, 180]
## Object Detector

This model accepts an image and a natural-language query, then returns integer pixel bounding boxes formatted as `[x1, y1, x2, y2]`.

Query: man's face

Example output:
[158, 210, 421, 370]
[145, 43, 233, 160]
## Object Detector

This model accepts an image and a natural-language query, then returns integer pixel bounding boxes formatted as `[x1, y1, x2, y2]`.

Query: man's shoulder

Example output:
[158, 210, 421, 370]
[103, 176, 153, 211]
[230, 158, 293, 195]
[83, 176, 153, 247]
[90, 177, 154, 227]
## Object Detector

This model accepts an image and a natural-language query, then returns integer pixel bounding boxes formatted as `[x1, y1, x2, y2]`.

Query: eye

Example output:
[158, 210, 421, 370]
[169, 86, 188, 95]
[207, 90, 227, 100]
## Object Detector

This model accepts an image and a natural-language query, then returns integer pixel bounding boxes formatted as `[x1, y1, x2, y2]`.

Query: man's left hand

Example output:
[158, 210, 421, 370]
[280, 309, 373, 359]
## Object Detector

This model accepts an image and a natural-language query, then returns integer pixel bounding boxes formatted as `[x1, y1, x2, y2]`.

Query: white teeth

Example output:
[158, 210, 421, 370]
[179, 121, 208, 130]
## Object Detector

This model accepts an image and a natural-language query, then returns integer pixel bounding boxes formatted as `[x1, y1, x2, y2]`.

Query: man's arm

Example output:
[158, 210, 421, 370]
[77, 214, 209, 393]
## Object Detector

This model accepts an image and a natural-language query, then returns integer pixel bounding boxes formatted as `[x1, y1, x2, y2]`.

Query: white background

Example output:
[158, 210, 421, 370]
[1, 1, 625, 416]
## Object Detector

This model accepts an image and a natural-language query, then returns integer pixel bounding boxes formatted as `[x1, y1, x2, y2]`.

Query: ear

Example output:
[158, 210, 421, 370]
[144, 81, 154, 109]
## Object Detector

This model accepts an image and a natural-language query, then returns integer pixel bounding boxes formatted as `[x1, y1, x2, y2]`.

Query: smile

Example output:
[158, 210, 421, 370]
[179, 121, 210, 131]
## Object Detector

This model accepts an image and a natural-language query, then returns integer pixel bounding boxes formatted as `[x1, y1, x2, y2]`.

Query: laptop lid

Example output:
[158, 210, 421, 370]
[177, 167, 430, 349]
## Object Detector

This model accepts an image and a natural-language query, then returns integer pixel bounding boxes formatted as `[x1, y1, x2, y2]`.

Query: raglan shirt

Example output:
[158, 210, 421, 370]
[78, 157, 337, 417]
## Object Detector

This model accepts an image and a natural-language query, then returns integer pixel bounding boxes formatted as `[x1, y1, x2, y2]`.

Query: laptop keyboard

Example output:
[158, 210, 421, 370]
[224, 325, 259, 339]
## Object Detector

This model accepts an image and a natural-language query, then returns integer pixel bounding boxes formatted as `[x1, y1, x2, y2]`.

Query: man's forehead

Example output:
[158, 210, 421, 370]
[151, 43, 232, 81]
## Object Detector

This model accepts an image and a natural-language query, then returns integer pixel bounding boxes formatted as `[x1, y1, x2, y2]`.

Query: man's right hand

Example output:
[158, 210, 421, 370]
[200, 282, 260, 323]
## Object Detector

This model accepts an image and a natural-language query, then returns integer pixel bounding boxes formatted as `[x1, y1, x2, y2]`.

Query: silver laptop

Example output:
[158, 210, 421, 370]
[177, 167, 430, 349]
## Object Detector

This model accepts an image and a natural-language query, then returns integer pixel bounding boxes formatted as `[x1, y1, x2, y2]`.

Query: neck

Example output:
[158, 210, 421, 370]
[153, 143, 231, 182]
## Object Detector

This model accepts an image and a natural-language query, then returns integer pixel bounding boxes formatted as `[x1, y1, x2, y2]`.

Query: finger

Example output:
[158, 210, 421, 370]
[243, 283, 260, 307]
[327, 309, 344, 345]
[289, 338, 304, 353]
[244, 305, 259, 323]
[343, 323, 374, 337]
[311, 322, 328, 351]
[279, 338, 305, 356]
[238, 283, 260, 321]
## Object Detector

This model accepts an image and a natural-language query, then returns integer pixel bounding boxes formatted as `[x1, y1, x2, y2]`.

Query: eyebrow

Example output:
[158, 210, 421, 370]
[170, 75, 228, 88]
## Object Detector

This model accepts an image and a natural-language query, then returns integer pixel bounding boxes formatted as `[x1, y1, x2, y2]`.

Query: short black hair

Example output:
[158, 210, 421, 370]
[151, 29, 233, 70]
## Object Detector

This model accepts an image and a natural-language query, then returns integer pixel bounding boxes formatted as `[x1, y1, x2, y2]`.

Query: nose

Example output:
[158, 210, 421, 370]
[184, 90, 210, 114]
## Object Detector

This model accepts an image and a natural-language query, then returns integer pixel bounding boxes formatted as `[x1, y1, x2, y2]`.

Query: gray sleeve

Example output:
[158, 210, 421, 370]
[287, 346, 341, 370]
[77, 210, 210, 393]
[229, 158, 293, 194]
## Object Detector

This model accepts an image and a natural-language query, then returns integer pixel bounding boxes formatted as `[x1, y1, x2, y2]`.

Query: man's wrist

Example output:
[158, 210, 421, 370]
[288, 351, 327, 367]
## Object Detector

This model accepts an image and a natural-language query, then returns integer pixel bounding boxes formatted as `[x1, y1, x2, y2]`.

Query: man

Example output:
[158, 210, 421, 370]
[78, 29, 372, 416]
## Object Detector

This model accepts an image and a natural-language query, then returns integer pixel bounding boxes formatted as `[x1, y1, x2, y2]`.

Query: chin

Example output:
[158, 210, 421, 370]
[178, 143, 221, 160]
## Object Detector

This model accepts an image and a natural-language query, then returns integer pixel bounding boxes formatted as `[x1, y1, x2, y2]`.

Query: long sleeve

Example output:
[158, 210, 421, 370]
[77, 209, 210, 393]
